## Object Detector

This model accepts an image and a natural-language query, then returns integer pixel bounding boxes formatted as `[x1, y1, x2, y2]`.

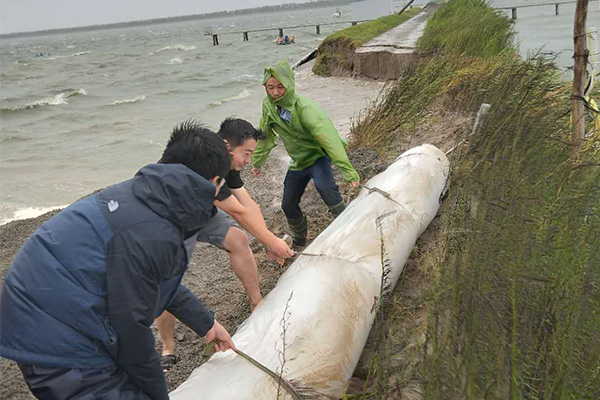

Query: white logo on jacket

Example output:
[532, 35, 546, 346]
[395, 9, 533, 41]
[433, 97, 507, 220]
[107, 200, 119, 212]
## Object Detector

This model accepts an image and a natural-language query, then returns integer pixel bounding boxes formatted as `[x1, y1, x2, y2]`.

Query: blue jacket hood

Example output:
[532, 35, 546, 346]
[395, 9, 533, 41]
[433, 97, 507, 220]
[132, 163, 216, 231]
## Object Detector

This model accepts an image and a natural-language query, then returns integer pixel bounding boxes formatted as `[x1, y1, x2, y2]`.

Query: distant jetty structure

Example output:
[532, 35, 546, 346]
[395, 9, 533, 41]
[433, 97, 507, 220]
[496, 0, 600, 20]
[211, 19, 367, 46]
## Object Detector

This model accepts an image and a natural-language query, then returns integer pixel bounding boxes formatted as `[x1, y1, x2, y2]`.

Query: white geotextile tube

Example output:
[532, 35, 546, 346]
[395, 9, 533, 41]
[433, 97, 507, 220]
[170, 144, 450, 399]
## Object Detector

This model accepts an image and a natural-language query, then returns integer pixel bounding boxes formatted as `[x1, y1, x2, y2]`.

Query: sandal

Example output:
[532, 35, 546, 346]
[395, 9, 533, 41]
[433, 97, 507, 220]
[161, 354, 180, 372]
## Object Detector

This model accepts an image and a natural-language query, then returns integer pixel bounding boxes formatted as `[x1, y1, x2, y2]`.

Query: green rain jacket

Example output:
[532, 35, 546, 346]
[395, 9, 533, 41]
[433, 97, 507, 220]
[252, 59, 360, 183]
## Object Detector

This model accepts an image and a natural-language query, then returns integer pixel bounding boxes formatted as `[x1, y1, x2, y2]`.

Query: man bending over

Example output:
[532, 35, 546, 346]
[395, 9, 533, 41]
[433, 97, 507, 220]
[156, 117, 294, 372]
[0, 121, 236, 400]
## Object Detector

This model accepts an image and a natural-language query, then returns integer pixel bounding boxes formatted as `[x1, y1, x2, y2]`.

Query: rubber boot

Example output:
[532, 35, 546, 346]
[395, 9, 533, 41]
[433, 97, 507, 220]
[287, 214, 308, 247]
[328, 201, 346, 218]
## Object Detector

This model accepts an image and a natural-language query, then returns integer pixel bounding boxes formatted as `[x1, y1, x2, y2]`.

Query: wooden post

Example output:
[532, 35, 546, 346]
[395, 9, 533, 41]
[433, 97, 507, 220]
[555, 3, 560, 15]
[243, 32, 249, 41]
[278, 28, 283, 38]
[396, 0, 416, 15]
[212, 34, 219, 46]
[316, 25, 320, 35]
[512, 7, 517, 19]
[571, 0, 589, 158]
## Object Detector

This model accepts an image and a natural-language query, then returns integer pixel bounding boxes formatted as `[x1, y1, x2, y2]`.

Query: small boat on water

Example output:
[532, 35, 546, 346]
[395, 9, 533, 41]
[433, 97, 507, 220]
[333, 8, 342, 17]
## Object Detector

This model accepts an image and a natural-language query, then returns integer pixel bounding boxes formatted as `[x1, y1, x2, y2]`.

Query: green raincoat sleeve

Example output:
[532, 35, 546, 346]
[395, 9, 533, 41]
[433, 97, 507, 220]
[252, 103, 278, 169]
[298, 100, 360, 183]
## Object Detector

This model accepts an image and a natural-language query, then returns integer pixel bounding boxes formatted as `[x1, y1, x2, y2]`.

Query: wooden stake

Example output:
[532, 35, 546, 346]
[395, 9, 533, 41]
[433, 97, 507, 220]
[572, 0, 589, 159]
[396, 0, 416, 15]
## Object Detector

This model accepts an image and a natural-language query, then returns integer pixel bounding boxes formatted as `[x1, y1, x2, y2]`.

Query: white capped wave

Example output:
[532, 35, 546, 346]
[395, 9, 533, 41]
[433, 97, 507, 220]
[70, 88, 88, 96]
[43, 51, 91, 61]
[170, 57, 183, 65]
[36, 93, 69, 106]
[149, 44, 196, 55]
[109, 95, 146, 106]
[1, 205, 69, 226]
[237, 73, 258, 82]
[1, 89, 88, 113]
[209, 89, 252, 106]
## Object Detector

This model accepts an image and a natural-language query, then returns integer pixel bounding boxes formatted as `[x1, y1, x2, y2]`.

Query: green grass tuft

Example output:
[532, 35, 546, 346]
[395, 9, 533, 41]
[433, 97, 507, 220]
[417, 0, 515, 58]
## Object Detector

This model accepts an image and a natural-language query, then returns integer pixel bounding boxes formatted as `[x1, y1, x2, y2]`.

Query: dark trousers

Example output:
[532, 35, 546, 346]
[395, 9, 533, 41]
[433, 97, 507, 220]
[281, 156, 343, 219]
[18, 363, 152, 400]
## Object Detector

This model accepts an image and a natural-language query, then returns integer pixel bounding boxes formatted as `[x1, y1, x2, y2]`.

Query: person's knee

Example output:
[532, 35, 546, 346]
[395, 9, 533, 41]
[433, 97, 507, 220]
[281, 198, 293, 216]
[222, 226, 249, 253]
[314, 181, 342, 205]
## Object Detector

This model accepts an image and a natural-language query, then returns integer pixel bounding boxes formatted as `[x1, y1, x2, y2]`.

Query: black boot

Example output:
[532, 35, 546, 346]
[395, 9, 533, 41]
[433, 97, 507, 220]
[328, 201, 346, 218]
[287, 214, 308, 247]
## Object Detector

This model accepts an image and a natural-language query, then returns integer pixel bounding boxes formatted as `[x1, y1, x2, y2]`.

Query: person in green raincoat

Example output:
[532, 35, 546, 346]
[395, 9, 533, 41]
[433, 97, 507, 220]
[252, 59, 360, 247]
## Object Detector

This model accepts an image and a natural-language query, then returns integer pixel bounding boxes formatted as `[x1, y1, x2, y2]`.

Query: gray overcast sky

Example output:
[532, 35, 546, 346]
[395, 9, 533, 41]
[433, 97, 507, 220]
[0, 0, 307, 34]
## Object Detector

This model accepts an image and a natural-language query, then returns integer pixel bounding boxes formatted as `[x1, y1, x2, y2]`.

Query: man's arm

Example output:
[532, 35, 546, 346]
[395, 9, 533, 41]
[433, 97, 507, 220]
[166, 285, 215, 336]
[106, 223, 180, 400]
[215, 190, 293, 262]
[252, 116, 277, 170]
[167, 285, 236, 351]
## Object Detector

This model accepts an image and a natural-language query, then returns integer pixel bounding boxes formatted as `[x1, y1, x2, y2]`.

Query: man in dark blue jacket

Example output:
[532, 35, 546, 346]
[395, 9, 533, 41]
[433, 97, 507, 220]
[0, 121, 236, 399]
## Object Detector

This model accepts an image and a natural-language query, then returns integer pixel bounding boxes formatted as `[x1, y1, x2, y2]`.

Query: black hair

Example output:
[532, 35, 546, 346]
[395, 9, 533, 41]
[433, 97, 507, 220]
[217, 117, 266, 149]
[159, 120, 231, 180]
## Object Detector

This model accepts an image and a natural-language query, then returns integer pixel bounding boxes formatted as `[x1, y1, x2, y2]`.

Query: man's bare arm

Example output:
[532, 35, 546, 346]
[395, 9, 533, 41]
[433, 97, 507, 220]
[215, 193, 293, 262]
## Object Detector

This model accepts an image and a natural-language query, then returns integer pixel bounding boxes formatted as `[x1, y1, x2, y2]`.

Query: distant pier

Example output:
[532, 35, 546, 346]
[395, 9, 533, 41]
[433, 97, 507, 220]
[209, 20, 369, 45]
[497, 0, 600, 20]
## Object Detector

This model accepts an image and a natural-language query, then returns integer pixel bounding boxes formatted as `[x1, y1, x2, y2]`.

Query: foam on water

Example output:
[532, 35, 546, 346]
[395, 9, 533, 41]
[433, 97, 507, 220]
[1, 89, 87, 113]
[149, 44, 196, 55]
[208, 89, 252, 106]
[108, 95, 146, 105]
[0, 205, 69, 226]
[237, 73, 258, 82]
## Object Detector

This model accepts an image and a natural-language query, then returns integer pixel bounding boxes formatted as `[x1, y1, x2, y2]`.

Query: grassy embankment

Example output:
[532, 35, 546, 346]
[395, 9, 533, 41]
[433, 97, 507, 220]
[312, 7, 421, 76]
[344, 0, 600, 398]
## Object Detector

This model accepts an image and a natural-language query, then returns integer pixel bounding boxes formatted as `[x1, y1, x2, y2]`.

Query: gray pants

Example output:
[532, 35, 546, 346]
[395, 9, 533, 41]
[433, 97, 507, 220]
[195, 209, 237, 249]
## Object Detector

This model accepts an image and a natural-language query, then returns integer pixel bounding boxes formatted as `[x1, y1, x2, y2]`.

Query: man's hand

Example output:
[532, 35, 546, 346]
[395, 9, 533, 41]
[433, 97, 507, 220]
[349, 181, 360, 189]
[266, 247, 285, 267]
[204, 320, 236, 352]
[266, 237, 294, 265]
[252, 167, 263, 177]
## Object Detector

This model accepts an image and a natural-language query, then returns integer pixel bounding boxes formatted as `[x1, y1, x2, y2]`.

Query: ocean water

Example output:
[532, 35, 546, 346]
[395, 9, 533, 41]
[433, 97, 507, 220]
[491, 0, 600, 71]
[0, 1, 597, 225]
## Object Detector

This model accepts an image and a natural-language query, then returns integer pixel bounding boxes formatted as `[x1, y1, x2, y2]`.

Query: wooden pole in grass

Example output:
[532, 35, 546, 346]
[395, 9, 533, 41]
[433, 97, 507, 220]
[572, 0, 589, 158]
[396, 0, 416, 15]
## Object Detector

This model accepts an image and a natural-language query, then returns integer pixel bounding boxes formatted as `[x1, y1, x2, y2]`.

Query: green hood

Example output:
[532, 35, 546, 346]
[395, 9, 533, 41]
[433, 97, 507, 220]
[262, 59, 297, 109]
